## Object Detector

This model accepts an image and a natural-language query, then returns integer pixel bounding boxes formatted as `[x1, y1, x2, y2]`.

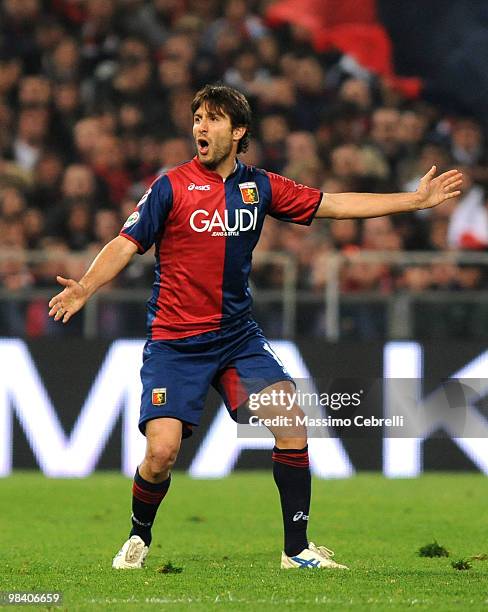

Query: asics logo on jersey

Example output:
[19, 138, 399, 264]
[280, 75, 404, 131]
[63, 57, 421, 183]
[293, 511, 309, 522]
[188, 183, 211, 191]
[190, 208, 258, 236]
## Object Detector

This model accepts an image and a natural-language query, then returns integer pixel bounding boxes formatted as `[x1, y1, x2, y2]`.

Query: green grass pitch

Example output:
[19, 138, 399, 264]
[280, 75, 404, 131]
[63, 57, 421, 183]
[1, 472, 487, 610]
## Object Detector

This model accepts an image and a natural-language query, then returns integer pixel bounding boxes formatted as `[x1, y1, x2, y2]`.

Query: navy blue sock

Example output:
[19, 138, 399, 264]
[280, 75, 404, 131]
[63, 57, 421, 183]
[272, 446, 311, 557]
[130, 468, 171, 546]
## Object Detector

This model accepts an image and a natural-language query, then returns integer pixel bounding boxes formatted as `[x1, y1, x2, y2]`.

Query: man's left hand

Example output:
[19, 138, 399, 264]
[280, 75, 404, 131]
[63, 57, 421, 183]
[415, 166, 463, 210]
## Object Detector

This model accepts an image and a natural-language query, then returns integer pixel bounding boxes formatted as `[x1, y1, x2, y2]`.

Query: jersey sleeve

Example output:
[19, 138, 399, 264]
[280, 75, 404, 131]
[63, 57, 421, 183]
[119, 175, 173, 253]
[267, 172, 322, 225]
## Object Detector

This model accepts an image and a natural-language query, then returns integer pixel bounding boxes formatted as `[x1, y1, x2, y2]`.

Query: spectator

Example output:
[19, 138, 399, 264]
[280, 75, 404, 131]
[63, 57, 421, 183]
[12, 107, 49, 171]
[92, 208, 120, 248]
[0, 48, 22, 106]
[22, 207, 44, 249]
[449, 117, 488, 187]
[260, 113, 289, 172]
[60, 164, 98, 204]
[369, 107, 402, 179]
[97, 36, 157, 118]
[56, 200, 94, 250]
[159, 137, 193, 171]
[398, 266, 432, 292]
[429, 218, 450, 251]
[90, 134, 132, 205]
[447, 173, 488, 250]
[73, 117, 106, 162]
[202, 0, 267, 54]
[46, 36, 81, 81]
[450, 118, 484, 167]
[18, 75, 51, 107]
[80, 0, 120, 76]
[1, 184, 27, 213]
[338, 78, 372, 112]
[31, 150, 64, 210]
[118, 0, 186, 47]
[329, 219, 360, 252]
[35, 17, 67, 70]
[224, 46, 271, 97]
[51, 80, 83, 155]
[362, 217, 403, 251]
[290, 56, 328, 131]
[0, 0, 42, 73]
[286, 131, 319, 167]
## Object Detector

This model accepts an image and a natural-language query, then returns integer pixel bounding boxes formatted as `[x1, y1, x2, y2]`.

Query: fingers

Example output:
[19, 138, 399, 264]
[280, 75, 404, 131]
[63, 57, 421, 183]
[49, 308, 72, 323]
[62, 310, 72, 324]
[440, 171, 463, 197]
[48, 296, 71, 322]
[56, 275, 72, 287]
[49, 276, 78, 322]
[442, 174, 463, 187]
[440, 170, 462, 184]
[53, 305, 66, 321]
[444, 190, 462, 200]
[52, 305, 74, 323]
[437, 168, 460, 180]
[443, 179, 463, 192]
[422, 165, 437, 181]
[48, 294, 61, 310]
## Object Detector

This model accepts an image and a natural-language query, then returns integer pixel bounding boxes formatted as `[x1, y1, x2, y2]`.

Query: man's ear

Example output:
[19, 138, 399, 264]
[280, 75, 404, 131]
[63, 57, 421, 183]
[233, 126, 247, 142]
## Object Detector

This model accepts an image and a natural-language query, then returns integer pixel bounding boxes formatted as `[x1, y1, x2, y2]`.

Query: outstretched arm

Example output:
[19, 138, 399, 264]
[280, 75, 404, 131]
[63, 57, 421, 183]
[48, 235, 138, 323]
[316, 166, 463, 219]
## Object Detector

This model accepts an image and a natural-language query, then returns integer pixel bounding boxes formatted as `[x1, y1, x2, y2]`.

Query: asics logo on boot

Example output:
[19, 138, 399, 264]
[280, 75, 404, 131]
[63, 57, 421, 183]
[291, 556, 320, 568]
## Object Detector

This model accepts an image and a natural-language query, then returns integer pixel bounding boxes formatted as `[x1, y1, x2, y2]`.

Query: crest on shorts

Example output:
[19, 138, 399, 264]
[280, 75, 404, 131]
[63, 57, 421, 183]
[239, 182, 259, 205]
[152, 388, 167, 406]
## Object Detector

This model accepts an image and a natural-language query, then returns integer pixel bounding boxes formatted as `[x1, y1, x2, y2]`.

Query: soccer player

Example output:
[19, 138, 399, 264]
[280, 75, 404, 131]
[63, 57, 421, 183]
[48, 85, 462, 570]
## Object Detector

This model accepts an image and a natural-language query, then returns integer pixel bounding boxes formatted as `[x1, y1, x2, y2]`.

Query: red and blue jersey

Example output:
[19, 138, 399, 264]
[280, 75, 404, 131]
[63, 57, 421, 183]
[120, 157, 321, 340]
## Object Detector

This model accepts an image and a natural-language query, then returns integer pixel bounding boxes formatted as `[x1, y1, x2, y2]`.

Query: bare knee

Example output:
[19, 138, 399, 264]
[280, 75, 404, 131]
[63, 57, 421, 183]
[274, 435, 308, 450]
[140, 418, 182, 481]
[274, 411, 307, 449]
[143, 443, 179, 480]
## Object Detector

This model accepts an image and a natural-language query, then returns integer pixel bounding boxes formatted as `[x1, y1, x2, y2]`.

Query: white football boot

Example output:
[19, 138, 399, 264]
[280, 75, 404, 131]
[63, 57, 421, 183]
[281, 542, 349, 569]
[112, 535, 149, 569]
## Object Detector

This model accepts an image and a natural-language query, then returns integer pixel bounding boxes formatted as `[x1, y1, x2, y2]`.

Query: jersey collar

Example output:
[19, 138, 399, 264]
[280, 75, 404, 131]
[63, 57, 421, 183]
[192, 156, 240, 182]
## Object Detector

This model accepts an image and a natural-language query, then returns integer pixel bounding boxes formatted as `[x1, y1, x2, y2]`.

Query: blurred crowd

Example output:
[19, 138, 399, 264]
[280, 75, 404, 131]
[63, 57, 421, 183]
[1, 0, 487, 337]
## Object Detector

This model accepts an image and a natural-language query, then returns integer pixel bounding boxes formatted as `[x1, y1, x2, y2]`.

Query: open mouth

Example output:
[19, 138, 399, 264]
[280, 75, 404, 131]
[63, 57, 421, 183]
[197, 138, 209, 155]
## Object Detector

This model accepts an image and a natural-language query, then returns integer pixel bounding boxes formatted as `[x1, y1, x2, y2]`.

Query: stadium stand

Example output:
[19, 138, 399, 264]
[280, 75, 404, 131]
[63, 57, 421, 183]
[0, 0, 487, 339]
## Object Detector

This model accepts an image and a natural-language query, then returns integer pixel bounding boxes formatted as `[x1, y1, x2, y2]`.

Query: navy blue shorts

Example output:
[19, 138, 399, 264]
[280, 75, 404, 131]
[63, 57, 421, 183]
[139, 318, 293, 438]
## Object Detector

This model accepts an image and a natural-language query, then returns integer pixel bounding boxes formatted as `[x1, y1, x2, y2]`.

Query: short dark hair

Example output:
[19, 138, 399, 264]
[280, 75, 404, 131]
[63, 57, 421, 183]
[191, 84, 252, 153]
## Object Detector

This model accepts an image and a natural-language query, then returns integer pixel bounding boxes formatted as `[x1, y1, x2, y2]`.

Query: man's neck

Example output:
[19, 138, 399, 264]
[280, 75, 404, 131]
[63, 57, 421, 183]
[213, 156, 238, 180]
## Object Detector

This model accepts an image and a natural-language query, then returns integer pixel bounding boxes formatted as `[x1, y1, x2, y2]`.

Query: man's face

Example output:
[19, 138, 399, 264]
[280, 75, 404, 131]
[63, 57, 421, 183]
[192, 103, 235, 169]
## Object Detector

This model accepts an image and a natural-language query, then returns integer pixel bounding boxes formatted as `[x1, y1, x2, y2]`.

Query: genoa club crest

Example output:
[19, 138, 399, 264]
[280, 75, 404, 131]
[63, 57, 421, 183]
[152, 388, 167, 405]
[239, 182, 259, 205]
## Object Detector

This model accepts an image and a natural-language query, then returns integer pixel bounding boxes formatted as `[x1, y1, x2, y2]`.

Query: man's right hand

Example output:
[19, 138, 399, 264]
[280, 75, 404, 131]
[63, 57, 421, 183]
[47, 236, 138, 324]
[48, 276, 89, 323]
